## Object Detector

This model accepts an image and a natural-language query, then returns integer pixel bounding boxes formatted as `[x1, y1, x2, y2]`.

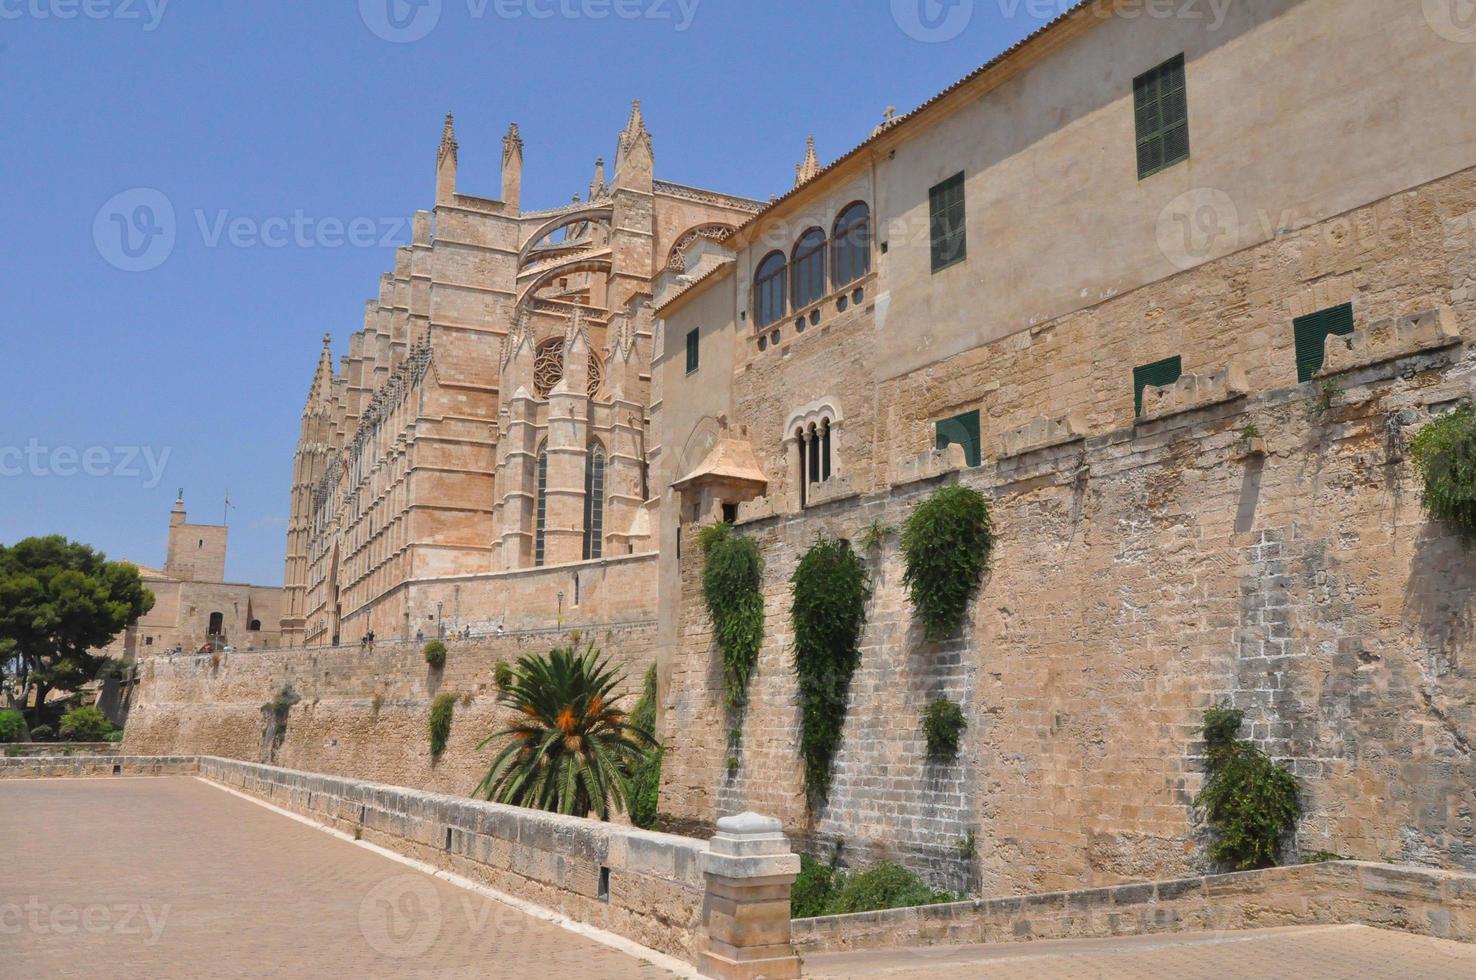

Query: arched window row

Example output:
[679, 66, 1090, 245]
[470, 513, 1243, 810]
[752, 202, 872, 330]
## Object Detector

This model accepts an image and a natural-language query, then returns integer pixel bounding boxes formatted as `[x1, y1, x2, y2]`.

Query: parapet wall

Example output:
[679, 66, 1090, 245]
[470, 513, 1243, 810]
[124, 622, 658, 799]
[794, 860, 1476, 952]
[197, 757, 706, 962]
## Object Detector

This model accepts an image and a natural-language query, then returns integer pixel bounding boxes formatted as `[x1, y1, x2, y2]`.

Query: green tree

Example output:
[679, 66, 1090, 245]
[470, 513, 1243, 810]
[475, 642, 655, 820]
[0, 536, 153, 727]
[58, 705, 115, 742]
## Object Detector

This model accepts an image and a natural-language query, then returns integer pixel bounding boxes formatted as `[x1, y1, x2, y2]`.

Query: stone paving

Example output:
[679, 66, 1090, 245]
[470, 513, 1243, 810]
[0, 777, 680, 979]
[806, 922, 1476, 979]
[5, 776, 1476, 979]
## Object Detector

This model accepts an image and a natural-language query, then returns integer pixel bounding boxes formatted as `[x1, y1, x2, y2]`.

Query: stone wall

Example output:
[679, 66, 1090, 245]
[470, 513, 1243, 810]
[793, 860, 1476, 953]
[660, 339, 1476, 896]
[124, 622, 658, 799]
[0, 756, 199, 779]
[196, 757, 707, 962]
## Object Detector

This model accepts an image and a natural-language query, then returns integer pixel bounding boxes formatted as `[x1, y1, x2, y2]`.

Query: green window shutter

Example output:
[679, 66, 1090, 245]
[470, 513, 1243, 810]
[1134, 54, 1189, 180]
[935, 410, 982, 467]
[1134, 355, 1183, 417]
[1293, 303, 1355, 383]
[685, 328, 699, 374]
[929, 172, 967, 273]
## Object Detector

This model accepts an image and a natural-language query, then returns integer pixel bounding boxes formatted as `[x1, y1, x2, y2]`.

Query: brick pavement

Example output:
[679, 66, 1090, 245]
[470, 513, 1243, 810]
[0, 776, 681, 979]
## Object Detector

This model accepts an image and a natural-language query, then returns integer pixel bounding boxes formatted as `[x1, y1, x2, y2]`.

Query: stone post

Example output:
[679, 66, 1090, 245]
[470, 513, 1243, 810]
[698, 813, 802, 980]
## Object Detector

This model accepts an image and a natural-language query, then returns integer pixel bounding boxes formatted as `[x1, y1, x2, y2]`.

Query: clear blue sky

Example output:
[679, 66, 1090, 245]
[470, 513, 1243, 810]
[0, 0, 1060, 585]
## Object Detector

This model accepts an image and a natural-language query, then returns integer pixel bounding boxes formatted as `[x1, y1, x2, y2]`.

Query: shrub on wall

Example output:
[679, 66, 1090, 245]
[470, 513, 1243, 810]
[922, 699, 967, 761]
[901, 485, 995, 640]
[626, 664, 663, 830]
[699, 523, 765, 709]
[791, 536, 870, 810]
[423, 640, 448, 670]
[791, 857, 956, 918]
[29, 725, 54, 743]
[1410, 403, 1476, 540]
[0, 709, 25, 743]
[1195, 703, 1301, 871]
[428, 693, 456, 758]
[59, 705, 114, 742]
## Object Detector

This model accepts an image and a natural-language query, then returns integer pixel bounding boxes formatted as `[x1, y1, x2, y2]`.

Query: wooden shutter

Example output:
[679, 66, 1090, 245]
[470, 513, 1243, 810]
[930, 173, 967, 272]
[1293, 303, 1355, 382]
[685, 329, 699, 374]
[1134, 356, 1184, 417]
[935, 411, 982, 467]
[1135, 55, 1189, 179]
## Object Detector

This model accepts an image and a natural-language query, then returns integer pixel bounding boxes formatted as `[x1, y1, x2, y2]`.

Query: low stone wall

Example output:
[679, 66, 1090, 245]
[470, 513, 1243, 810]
[0, 755, 199, 779]
[3, 742, 119, 757]
[792, 861, 1476, 953]
[197, 757, 708, 963]
[123, 621, 658, 799]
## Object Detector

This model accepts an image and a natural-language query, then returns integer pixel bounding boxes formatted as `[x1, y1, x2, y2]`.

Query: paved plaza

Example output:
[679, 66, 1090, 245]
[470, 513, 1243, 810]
[1, 777, 680, 979]
[3, 776, 1475, 978]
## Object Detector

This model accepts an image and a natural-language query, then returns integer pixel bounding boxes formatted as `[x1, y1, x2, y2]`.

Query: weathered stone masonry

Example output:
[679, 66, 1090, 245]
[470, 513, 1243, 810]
[658, 167, 1476, 895]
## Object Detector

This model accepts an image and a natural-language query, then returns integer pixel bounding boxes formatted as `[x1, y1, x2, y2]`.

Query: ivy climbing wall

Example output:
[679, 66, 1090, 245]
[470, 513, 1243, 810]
[660, 344, 1476, 897]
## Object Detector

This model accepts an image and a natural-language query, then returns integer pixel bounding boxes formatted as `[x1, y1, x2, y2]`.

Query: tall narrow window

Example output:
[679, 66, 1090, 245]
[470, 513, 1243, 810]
[791, 228, 828, 310]
[929, 173, 966, 273]
[754, 251, 788, 328]
[685, 328, 700, 374]
[534, 446, 549, 567]
[1134, 54, 1189, 180]
[1134, 356, 1184, 417]
[808, 424, 822, 484]
[583, 442, 606, 561]
[796, 427, 808, 509]
[832, 202, 871, 287]
[1293, 303, 1355, 383]
[820, 420, 832, 482]
[935, 411, 981, 467]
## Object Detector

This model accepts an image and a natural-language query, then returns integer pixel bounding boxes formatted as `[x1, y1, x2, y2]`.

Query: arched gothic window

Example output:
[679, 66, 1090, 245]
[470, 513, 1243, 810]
[795, 418, 833, 508]
[583, 441, 606, 561]
[753, 251, 787, 329]
[791, 228, 827, 310]
[534, 444, 549, 567]
[831, 203, 871, 287]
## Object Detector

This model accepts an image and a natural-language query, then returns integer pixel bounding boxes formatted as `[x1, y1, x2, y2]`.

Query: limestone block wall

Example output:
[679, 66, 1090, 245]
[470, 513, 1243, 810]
[792, 861, 1476, 953]
[197, 757, 707, 963]
[124, 623, 657, 799]
[660, 343, 1476, 896]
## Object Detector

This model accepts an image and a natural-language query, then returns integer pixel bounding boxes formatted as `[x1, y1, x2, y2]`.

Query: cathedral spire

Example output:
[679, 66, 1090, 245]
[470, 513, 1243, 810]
[589, 157, 607, 200]
[436, 112, 458, 204]
[305, 333, 336, 413]
[502, 122, 524, 211]
[794, 135, 820, 187]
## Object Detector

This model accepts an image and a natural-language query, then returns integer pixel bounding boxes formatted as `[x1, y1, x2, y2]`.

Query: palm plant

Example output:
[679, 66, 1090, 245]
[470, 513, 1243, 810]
[475, 641, 655, 820]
